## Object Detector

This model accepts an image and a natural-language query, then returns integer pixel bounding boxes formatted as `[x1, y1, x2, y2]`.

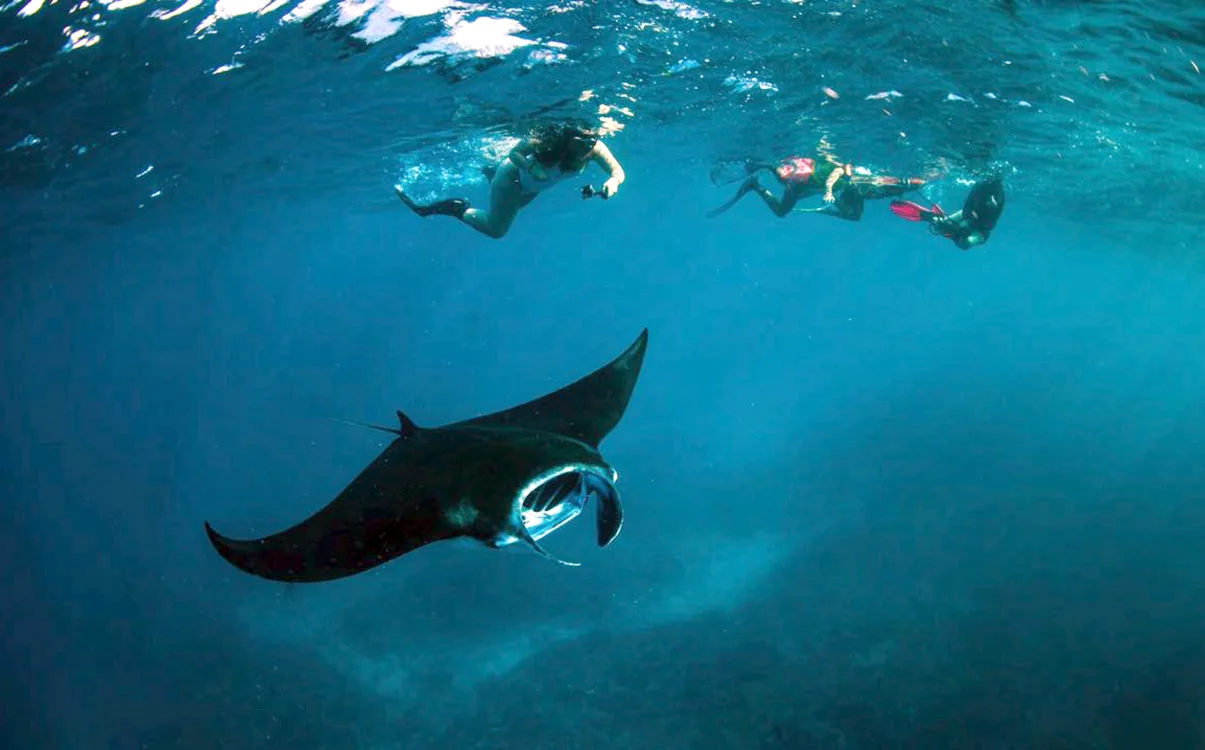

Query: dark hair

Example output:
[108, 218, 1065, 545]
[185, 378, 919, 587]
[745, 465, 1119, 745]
[529, 120, 599, 169]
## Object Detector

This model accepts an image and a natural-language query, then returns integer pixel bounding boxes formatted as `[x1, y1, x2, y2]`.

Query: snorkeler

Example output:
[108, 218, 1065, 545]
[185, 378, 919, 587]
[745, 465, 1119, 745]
[889, 176, 1006, 250]
[394, 121, 626, 240]
[707, 152, 925, 222]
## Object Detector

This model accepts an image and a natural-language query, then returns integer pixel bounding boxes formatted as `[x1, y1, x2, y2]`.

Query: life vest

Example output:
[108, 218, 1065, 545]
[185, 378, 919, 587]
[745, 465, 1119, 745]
[777, 157, 816, 184]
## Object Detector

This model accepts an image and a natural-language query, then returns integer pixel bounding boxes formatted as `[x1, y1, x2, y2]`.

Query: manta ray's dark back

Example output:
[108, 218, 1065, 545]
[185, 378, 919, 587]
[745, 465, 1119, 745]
[204, 329, 648, 583]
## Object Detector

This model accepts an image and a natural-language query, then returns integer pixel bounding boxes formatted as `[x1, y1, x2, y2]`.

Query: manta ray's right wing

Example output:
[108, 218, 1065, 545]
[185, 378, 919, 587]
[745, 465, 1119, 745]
[204, 437, 459, 583]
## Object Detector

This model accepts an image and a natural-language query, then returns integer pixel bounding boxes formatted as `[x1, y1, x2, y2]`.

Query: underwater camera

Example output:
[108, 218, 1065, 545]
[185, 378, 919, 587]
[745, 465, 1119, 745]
[581, 184, 609, 200]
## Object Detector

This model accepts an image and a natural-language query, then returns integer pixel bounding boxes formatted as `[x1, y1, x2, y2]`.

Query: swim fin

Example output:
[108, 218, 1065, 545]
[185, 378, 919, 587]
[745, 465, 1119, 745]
[395, 185, 470, 219]
[709, 159, 772, 186]
[706, 176, 760, 219]
[890, 200, 944, 222]
[423, 199, 470, 218]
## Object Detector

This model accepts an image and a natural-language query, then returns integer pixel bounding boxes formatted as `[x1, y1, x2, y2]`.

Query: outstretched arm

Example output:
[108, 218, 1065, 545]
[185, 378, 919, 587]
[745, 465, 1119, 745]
[592, 141, 626, 197]
[823, 166, 846, 203]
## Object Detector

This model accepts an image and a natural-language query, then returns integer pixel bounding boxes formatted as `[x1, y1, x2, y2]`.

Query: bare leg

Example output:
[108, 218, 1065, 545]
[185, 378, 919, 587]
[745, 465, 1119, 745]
[395, 161, 533, 240]
[459, 161, 534, 239]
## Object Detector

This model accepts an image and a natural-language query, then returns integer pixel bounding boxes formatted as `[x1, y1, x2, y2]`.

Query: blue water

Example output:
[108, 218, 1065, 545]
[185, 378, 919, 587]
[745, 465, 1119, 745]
[3, 1, 1205, 748]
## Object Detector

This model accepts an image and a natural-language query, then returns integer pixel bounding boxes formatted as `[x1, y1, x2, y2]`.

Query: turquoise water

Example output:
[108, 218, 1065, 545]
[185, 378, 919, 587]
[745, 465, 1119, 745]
[3, 1, 1205, 748]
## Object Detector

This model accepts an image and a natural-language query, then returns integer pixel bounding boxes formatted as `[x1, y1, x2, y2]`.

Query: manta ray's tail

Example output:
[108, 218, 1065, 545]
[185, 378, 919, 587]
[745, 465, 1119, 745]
[333, 410, 420, 438]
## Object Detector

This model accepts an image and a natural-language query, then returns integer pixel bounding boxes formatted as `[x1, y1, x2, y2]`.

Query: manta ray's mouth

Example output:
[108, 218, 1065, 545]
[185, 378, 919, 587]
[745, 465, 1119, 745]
[516, 464, 623, 549]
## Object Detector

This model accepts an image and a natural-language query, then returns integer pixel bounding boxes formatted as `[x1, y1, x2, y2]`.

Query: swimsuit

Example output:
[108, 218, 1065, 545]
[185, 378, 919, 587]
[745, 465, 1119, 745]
[517, 162, 583, 194]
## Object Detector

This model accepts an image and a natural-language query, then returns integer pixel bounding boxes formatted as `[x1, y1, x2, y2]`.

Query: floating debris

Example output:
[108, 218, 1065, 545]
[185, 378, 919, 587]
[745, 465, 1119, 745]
[521, 47, 566, 71]
[635, 0, 707, 21]
[667, 59, 700, 75]
[724, 74, 777, 94]
[5, 134, 42, 152]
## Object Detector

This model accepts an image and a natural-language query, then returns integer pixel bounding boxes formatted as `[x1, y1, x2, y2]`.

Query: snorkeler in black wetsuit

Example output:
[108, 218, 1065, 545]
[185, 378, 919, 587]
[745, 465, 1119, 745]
[890, 176, 1006, 250]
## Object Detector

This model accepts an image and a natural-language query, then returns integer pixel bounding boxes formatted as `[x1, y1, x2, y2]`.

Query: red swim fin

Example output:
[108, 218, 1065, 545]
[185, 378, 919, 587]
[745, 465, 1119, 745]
[890, 200, 945, 222]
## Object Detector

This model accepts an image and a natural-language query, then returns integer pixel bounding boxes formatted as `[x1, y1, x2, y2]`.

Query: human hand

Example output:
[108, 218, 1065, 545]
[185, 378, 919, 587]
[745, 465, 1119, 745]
[602, 177, 620, 198]
[823, 191, 835, 203]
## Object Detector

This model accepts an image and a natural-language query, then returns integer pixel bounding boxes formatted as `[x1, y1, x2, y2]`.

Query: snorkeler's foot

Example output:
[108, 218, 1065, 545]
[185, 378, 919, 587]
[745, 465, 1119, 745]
[889, 200, 944, 222]
[424, 198, 470, 218]
[394, 185, 470, 219]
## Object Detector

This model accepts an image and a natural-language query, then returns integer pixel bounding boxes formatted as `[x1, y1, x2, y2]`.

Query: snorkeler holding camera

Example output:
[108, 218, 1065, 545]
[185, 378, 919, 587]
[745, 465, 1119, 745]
[395, 120, 625, 240]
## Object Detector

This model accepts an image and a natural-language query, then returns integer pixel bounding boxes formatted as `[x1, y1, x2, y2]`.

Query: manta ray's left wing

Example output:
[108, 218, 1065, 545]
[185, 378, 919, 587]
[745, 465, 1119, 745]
[451, 329, 648, 448]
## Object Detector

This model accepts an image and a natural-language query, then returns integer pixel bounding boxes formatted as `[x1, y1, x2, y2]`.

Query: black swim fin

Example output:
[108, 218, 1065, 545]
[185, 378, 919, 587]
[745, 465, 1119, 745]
[394, 185, 470, 219]
[706, 176, 760, 219]
[422, 199, 470, 218]
[709, 159, 775, 186]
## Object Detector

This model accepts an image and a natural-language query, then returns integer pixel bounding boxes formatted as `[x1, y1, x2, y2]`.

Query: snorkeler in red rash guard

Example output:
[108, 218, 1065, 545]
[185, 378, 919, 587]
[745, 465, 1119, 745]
[890, 176, 1006, 250]
[707, 153, 926, 222]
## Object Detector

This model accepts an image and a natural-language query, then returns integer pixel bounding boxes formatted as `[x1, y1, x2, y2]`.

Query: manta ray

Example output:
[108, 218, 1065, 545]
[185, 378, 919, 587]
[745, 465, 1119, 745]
[204, 329, 648, 583]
